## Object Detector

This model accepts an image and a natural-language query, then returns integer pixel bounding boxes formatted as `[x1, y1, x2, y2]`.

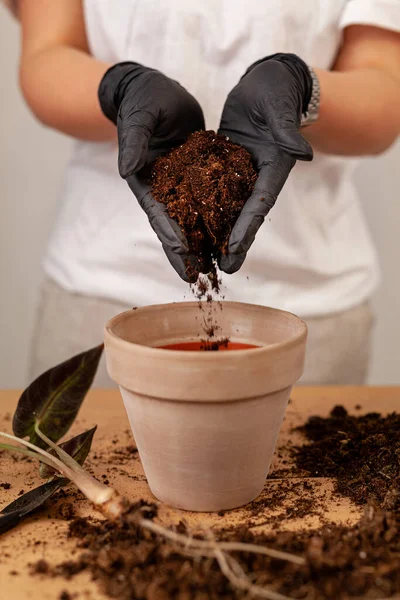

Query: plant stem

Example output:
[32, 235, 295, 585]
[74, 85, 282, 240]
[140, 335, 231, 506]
[0, 442, 59, 470]
[0, 431, 113, 506]
[34, 421, 89, 473]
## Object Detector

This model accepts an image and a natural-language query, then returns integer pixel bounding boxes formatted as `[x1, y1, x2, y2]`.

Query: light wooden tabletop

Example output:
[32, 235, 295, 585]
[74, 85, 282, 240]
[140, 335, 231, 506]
[1, 387, 399, 600]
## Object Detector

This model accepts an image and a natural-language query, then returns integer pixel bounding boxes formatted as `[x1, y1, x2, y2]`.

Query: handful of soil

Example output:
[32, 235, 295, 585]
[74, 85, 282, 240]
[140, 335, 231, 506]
[151, 130, 257, 276]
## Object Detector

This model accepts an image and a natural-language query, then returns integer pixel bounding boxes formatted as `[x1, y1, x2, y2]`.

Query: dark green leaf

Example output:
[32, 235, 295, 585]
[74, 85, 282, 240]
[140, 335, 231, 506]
[0, 479, 65, 534]
[39, 426, 97, 478]
[13, 345, 103, 448]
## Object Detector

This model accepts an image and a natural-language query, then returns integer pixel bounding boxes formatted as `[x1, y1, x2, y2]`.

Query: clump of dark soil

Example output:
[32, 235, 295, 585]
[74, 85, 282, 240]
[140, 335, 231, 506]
[32, 558, 50, 574]
[151, 130, 257, 279]
[32, 406, 400, 599]
[294, 405, 400, 509]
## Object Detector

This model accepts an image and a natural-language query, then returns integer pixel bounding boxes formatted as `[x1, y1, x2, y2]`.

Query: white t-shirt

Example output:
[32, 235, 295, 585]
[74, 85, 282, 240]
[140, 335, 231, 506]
[44, 0, 400, 318]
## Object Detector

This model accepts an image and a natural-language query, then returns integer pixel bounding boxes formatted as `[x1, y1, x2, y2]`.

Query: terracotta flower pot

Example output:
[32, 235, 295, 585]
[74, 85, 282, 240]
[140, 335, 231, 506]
[104, 302, 307, 512]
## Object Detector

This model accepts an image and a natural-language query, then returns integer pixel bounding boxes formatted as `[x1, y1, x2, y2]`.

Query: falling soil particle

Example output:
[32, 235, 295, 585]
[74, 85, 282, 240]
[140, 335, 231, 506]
[151, 130, 257, 280]
[30, 405, 400, 599]
[0, 482, 11, 490]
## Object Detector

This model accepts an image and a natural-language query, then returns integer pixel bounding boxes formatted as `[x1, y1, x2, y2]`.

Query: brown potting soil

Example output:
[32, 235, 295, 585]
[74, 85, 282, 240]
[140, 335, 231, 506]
[151, 130, 257, 280]
[294, 405, 400, 508]
[152, 130, 253, 347]
[158, 341, 257, 351]
[31, 406, 400, 599]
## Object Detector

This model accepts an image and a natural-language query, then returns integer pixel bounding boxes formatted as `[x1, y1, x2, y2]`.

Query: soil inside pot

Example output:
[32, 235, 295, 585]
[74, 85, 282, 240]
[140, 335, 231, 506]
[151, 130, 257, 280]
[158, 341, 259, 351]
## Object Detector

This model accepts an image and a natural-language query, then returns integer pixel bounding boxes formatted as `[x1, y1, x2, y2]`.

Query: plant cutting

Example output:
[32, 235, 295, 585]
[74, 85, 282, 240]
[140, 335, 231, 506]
[0, 345, 103, 533]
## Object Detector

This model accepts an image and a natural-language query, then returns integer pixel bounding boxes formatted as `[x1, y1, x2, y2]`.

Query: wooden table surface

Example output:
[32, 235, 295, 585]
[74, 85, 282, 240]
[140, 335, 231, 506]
[1, 387, 399, 600]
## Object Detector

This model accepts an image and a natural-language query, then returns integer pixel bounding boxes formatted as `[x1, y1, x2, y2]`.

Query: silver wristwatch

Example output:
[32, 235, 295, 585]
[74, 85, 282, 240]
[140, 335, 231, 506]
[301, 66, 320, 127]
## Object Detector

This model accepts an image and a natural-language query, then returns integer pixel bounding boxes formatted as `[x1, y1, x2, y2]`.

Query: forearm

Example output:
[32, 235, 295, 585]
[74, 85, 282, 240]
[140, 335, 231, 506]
[20, 46, 115, 141]
[303, 67, 400, 155]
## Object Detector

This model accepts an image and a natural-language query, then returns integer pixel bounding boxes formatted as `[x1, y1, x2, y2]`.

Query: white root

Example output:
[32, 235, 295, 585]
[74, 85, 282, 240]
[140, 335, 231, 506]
[219, 541, 305, 566]
[214, 546, 293, 600]
[140, 519, 301, 598]
[140, 519, 305, 566]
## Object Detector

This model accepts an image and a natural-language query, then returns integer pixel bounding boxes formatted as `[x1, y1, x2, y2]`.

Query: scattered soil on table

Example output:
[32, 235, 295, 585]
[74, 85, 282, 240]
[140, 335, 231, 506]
[32, 559, 50, 575]
[230, 479, 327, 531]
[29, 405, 400, 599]
[151, 130, 257, 281]
[44, 500, 400, 600]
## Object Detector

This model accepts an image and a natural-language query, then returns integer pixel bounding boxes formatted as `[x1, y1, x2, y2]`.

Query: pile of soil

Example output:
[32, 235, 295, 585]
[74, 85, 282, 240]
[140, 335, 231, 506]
[32, 406, 400, 599]
[46, 501, 400, 600]
[151, 130, 257, 279]
[294, 405, 400, 509]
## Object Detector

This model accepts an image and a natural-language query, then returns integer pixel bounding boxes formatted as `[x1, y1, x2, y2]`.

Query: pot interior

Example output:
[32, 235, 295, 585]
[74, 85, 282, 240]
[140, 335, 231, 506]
[105, 301, 308, 401]
[109, 301, 306, 350]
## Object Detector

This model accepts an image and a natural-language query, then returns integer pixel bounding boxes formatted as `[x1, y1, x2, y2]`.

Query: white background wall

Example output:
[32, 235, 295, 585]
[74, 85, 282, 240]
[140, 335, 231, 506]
[1, 7, 399, 387]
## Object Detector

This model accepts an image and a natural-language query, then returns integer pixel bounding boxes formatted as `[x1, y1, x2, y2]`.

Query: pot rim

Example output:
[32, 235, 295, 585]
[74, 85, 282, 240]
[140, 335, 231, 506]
[105, 301, 307, 361]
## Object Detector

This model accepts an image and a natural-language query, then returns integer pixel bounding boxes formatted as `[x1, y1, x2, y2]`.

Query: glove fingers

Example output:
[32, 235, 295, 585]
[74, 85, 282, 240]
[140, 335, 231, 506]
[219, 157, 294, 274]
[268, 110, 313, 161]
[218, 231, 259, 274]
[163, 249, 209, 283]
[126, 175, 207, 282]
[118, 109, 157, 178]
[127, 175, 188, 252]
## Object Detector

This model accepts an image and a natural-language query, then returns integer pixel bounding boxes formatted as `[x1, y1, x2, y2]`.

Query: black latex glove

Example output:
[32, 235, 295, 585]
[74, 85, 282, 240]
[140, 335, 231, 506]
[98, 62, 206, 282]
[218, 53, 314, 274]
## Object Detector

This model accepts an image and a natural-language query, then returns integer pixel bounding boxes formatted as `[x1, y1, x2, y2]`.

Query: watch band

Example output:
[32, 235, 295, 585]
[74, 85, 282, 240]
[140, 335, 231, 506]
[301, 66, 320, 127]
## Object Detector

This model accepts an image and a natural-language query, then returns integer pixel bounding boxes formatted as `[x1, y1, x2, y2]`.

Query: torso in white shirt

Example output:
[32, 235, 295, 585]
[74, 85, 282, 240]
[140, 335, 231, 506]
[44, 0, 389, 317]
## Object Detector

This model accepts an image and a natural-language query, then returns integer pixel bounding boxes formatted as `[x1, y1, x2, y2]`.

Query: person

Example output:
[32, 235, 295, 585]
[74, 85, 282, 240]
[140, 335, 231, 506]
[4, 0, 400, 386]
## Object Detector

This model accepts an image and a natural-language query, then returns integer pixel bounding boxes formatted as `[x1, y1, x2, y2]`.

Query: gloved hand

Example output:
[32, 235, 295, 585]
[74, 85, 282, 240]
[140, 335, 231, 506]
[98, 62, 206, 282]
[218, 53, 314, 274]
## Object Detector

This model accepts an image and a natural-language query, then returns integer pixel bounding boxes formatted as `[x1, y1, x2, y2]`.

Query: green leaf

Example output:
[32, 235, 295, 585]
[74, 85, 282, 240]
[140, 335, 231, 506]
[39, 426, 97, 478]
[13, 345, 103, 448]
[0, 479, 65, 535]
